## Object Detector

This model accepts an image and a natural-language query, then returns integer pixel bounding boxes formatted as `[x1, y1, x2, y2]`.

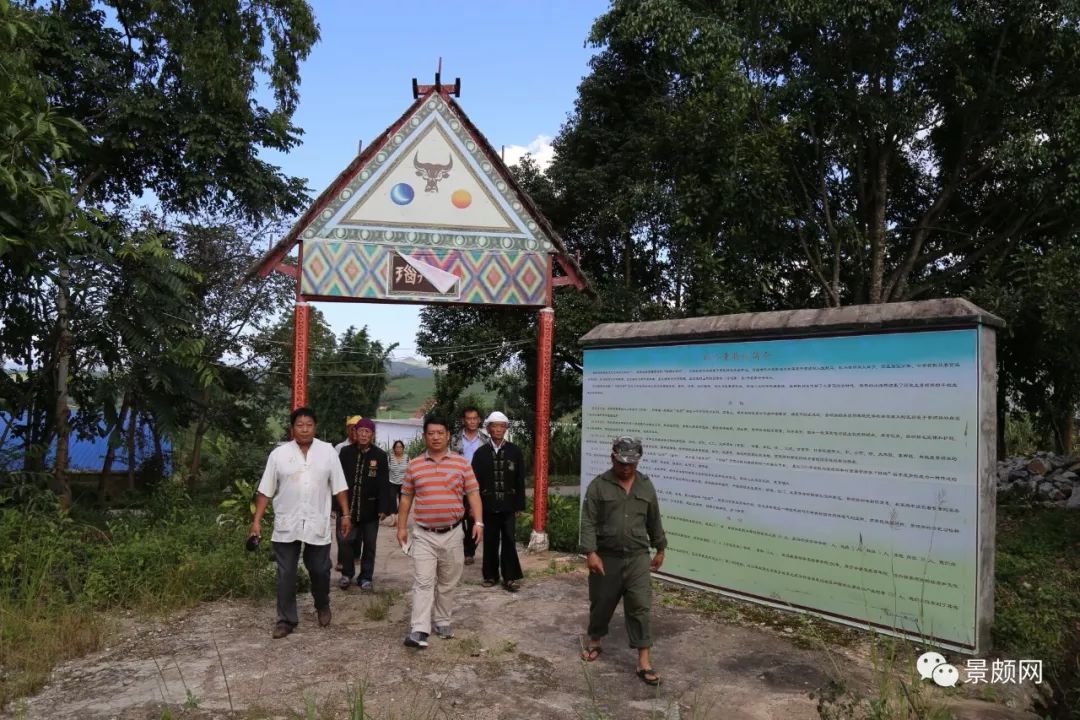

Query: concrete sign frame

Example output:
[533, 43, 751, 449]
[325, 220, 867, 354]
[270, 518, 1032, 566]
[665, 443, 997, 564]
[579, 299, 1003, 653]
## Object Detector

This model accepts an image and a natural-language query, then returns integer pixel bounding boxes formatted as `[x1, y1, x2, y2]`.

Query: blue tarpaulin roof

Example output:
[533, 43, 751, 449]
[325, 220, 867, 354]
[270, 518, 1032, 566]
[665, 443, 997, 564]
[0, 412, 172, 474]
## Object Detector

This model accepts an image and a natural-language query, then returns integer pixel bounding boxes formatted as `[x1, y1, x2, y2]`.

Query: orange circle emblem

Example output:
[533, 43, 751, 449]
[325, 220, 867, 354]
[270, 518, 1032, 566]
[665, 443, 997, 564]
[451, 189, 472, 209]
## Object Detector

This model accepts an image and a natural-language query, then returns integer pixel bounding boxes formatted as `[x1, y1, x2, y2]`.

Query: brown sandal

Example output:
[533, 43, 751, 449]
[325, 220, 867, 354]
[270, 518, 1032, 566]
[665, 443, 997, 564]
[636, 667, 661, 686]
[580, 646, 602, 662]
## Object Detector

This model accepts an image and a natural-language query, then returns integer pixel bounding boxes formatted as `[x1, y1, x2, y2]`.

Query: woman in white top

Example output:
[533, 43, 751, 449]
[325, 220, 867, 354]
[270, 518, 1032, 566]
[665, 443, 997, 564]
[387, 440, 409, 524]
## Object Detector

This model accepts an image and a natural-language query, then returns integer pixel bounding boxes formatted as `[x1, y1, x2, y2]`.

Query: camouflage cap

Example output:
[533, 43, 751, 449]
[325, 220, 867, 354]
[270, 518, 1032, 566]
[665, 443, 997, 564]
[612, 435, 643, 464]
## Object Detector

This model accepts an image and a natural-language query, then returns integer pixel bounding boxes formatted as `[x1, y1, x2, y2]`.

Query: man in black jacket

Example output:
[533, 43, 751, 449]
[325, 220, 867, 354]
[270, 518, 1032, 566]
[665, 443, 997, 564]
[338, 418, 396, 591]
[470, 411, 526, 592]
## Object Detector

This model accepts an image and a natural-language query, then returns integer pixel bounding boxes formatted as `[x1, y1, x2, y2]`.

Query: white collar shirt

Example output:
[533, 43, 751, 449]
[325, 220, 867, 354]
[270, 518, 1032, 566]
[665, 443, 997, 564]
[461, 432, 484, 463]
[257, 438, 347, 545]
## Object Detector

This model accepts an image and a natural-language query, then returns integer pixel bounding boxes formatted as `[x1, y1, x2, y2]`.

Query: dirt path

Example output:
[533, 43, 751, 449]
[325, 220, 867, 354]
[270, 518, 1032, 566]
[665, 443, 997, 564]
[7, 526, 1039, 720]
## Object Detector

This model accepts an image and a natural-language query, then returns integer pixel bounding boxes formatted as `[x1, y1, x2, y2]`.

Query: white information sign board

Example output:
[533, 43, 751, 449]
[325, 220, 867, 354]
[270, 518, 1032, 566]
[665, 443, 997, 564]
[581, 329, 983, 650]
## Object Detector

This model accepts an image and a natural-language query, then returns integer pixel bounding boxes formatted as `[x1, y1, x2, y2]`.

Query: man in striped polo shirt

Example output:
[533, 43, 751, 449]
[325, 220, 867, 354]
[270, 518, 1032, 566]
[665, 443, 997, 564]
[397, 415, 484, 648]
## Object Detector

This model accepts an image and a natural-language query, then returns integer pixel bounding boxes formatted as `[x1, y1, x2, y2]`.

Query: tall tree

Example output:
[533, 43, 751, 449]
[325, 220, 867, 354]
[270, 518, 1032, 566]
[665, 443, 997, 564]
[252, 312, 396, 443]
[172, 217, 293, 482]
[2, 0, 319, 499]
[418, 1, 1080, 446]
[310, 327, 398, 430]
[571, 0, 1080, 308]
[971, 238, 1080, 453]
[0, 0, 87, 486]
[76, 212, 203, 495]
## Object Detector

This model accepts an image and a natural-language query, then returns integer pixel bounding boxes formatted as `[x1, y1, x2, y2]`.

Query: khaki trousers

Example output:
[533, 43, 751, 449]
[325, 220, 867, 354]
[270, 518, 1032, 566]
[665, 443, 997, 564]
[409, 524, 465, 634]
[588, 552, 653, 648]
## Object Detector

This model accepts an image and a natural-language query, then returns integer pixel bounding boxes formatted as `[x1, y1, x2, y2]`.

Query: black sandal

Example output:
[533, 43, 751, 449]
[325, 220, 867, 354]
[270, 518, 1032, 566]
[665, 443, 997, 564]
[580, 646, 602, 662]
[636, 667, 661, 686]
[502, 580, 520, 593]
[481, 579, 497, 587]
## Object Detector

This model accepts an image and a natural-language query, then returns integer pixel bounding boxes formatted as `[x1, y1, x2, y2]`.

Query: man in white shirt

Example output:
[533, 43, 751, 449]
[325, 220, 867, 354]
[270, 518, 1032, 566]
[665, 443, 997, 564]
[250, 407, 350, 639]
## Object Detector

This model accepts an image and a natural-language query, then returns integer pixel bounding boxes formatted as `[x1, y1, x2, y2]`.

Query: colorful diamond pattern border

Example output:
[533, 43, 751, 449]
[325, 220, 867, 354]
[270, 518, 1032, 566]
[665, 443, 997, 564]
[301, 241, 547, 306]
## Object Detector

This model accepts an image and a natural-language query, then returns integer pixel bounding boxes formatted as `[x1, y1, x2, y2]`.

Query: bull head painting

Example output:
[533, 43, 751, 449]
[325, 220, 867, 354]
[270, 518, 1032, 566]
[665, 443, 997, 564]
[413, 152, 453, 192]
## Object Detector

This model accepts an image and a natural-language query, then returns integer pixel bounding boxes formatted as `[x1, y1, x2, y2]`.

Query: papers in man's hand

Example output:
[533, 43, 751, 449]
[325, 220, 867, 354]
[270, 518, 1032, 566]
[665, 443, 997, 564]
[400, 539, 412, 556]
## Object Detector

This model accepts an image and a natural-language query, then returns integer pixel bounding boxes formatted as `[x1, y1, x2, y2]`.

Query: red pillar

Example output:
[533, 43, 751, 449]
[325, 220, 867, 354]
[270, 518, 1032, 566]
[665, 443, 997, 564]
[291, 301, 311, 410]
[532, 306, 554, 536]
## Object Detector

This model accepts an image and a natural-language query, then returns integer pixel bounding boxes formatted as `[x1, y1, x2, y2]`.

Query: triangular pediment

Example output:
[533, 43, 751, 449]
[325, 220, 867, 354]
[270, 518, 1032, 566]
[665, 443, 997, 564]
[299, 94, 553, 253]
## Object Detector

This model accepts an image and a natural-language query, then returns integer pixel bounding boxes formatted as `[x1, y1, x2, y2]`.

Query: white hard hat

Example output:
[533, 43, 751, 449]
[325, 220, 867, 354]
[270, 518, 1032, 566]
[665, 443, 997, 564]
[484, 411, 510, 427]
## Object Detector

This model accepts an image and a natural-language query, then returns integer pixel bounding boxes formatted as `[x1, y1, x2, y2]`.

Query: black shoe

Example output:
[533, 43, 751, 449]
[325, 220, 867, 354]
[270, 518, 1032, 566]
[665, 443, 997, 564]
[272, 623, 293, 639]
[464, 556, 475, 565]
[404, 631, 429, 648]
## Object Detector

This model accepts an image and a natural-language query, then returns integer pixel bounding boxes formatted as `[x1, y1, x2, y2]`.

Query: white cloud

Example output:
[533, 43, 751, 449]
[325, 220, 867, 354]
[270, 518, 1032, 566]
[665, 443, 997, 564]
[500, 134, 555, 173]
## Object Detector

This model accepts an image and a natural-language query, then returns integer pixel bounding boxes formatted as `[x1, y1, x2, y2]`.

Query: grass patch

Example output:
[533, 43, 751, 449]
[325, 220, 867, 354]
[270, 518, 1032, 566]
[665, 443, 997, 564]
[378, 375, 435, 416]
[363, 590, 400, 622]
[282, 679, 447, 720]
[0, 604, 105, 705]
[524, 557, 581, 580]
[993, 504, 1080, 715]
[0, 480, 275, 709]
[545, 474, 580, 488]
[655, 582, 863, 650]
[454, 634, 483, 657]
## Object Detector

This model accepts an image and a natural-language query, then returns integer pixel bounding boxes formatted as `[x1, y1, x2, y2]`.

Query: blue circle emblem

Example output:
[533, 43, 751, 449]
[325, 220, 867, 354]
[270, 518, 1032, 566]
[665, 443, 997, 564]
[390, 183, 415, 205]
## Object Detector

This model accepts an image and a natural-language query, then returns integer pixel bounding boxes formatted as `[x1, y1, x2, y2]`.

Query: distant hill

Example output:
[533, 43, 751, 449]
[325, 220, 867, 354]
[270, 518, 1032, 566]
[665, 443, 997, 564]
[388, 357, 433, 378]
[378, 361, 496, 419]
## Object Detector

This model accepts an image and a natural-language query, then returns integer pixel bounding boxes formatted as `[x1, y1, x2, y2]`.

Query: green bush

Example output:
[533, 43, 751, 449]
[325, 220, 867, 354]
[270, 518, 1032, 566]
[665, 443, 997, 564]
[993, 505, 1080, 713]
[405, 435, 427, 460]
[1, 488, 276, 611]
[548, 420, 581, 478]
[218, 477, 269, 528]
[0, 480, 276, 706]
[78, 509, 275, 608]
[516, 494, 580, 552]
[0, 480, 79, 608]
[171, 427, 277, 498]
[1004, 412, 1048, 457]
[514, 417, 583, 479]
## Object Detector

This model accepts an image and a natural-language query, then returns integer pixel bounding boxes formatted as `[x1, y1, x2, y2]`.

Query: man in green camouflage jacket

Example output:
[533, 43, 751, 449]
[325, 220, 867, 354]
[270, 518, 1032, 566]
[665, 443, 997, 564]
[579, 436, 666, 686]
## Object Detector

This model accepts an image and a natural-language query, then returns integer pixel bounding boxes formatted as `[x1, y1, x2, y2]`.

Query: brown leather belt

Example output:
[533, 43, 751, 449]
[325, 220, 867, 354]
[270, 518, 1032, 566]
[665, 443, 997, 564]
[418, 519, 463, 534]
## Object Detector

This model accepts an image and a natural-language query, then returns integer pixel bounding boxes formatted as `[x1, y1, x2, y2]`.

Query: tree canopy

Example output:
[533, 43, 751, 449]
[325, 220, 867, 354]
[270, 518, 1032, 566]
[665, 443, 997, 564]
[4, 0, 1080, 498]
[417, 0, 1080, 452]
[0, 0, 322, 500]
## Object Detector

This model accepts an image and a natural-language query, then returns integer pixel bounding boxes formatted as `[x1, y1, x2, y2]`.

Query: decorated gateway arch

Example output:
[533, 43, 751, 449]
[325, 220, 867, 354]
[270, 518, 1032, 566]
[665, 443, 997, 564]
[249, 75, 589, 547]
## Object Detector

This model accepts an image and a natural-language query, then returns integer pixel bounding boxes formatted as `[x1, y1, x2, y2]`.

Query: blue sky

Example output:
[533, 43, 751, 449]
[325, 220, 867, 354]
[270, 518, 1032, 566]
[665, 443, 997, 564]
[264, 0, 609, 359]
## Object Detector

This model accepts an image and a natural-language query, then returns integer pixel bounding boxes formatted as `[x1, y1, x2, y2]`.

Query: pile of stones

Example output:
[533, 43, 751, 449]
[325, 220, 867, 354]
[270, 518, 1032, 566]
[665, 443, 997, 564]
[996, 452, 1080, 508]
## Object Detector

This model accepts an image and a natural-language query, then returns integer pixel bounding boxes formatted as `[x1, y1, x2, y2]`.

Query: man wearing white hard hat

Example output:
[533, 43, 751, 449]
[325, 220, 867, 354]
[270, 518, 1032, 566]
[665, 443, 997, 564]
[470, 411, 526, 592]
